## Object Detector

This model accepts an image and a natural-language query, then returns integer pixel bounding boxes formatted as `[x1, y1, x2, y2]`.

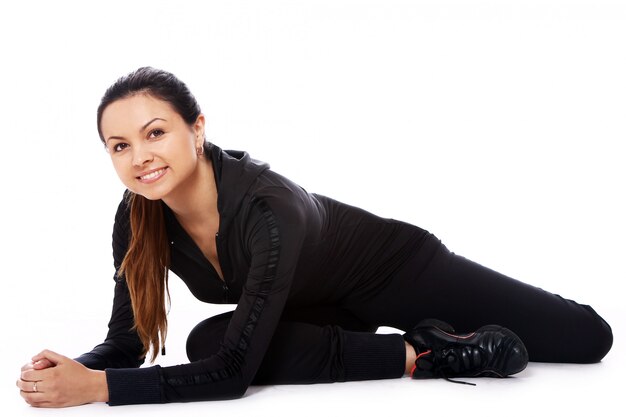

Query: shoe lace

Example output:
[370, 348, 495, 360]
[440, 374, 477, 386]
[422, 346, 487, 386]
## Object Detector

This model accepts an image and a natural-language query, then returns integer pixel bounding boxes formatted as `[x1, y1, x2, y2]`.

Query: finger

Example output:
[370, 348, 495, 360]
[21, 368, 47, 382]
[21, 369, 35, 381]
[28, 400, 55, 408]
[16, 378, 42, 393]
[21, 362, 34, 372]
[20, 390, 48, 407]
[33, 358, 55, 370]
[29, 402, 52, 408]
[32, 349, 66, 365]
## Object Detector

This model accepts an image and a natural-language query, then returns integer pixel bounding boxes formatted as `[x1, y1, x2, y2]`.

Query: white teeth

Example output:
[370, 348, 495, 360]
[140, 168, 165, 180]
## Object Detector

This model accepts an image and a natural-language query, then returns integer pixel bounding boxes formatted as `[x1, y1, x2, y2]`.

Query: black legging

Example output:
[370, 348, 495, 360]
[186, 235, 613, 385]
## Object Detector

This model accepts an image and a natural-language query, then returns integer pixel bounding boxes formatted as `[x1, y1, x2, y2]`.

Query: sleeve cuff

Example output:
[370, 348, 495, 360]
[341, 332, 406, 381]
[105, 366, 163, 406]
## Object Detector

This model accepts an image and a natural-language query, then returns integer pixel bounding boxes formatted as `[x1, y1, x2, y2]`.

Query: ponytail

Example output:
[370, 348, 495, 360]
[118, 192, 170, 362]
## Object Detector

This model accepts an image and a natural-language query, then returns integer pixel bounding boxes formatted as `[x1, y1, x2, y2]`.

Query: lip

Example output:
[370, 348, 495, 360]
[136, 167, 168, 184]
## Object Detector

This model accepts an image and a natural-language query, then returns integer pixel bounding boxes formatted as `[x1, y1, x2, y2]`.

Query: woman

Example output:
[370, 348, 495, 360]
[17, 67, 612, 407]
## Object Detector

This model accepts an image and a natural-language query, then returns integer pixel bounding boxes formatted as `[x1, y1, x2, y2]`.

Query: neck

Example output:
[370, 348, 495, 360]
[161, 157, 219, 226]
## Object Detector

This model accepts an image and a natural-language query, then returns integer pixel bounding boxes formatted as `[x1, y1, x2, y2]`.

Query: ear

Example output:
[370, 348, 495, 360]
[193, 114, 206, 148]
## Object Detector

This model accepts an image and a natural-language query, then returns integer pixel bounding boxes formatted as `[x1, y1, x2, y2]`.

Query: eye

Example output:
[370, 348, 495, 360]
[149, 129, 165, 139]
[112, 143, 129, 153]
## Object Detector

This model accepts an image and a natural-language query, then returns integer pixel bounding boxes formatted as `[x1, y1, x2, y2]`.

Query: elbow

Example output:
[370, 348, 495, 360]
[198, 379, 249, 401]
[218, 373, 249, 400]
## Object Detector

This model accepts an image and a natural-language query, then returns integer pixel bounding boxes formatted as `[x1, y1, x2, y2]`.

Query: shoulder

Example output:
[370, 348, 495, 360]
[247, 170, 313, 218]
[232, 174, 325, 246]
[112, 190, 132, 232]
[114, 190, 132, 217]
[112, 190, 132, 262]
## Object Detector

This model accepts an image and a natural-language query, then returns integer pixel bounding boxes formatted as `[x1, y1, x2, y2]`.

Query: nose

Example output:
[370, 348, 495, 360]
[132, 144, 154, 167]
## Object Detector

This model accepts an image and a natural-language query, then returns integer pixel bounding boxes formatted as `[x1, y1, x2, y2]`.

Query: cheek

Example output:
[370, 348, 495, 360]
[111, 157, 133, 182]
[162, 137, 197, 167]
[165, 134, 195, 157]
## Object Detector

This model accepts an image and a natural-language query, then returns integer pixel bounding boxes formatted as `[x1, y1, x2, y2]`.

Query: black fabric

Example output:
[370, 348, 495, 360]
[185, 310, 406, 385]
[75, 143, 613, 405]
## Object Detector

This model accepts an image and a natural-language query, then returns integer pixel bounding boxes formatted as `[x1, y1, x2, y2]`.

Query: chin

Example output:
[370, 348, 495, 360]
[138, 192, 165, 201]
[127, 184, 170, 201]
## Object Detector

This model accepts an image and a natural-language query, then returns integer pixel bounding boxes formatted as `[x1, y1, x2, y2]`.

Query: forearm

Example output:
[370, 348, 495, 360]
[103, 359, 247, 405]
[75, 341, 145, 370]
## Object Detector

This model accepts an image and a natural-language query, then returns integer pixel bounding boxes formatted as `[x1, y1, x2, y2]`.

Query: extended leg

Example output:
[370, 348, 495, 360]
[349, 237, 613, 363]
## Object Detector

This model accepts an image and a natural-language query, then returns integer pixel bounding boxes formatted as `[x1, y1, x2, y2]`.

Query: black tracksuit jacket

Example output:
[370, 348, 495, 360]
[76, 143, 426, 405]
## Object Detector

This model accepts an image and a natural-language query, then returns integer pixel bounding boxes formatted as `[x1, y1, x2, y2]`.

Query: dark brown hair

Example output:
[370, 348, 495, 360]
[97, 67, 202, 361]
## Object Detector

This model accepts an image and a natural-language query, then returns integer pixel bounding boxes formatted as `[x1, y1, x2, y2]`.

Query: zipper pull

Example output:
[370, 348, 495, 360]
[223, 283, 229, 302]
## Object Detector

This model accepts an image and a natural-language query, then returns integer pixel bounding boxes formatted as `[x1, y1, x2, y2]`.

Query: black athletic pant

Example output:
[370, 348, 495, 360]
[186, 234, 613, 385]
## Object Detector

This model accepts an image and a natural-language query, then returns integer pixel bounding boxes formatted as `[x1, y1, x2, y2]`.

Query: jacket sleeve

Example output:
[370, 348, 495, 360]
[104, 193, 307, 405]
[75, 194, 145, 370]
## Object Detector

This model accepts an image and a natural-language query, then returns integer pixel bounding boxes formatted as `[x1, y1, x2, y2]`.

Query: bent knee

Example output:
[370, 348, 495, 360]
[576, 305, 613, 363]
[186, 312, 233, 362]
[528, 303, 613, 363]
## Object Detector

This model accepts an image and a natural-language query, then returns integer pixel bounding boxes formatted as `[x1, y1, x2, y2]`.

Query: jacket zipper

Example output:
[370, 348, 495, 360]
[170, 234, 229, 301]
[216, 232, 230, 303]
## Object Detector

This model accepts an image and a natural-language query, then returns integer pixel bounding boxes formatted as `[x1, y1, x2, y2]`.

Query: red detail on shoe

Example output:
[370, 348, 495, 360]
[411, 349, 433, 377]
[416, 349, 433, 360]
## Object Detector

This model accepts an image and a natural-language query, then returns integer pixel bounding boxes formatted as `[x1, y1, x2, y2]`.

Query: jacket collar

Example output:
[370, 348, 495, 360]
[206, 142, 270, 234]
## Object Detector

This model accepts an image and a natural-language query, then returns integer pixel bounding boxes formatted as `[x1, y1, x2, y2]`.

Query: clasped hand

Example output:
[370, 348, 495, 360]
[16, 349, 108, 408]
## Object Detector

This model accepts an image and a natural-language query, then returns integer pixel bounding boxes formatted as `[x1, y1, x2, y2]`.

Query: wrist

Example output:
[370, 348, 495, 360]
[89, 370, 109, 403]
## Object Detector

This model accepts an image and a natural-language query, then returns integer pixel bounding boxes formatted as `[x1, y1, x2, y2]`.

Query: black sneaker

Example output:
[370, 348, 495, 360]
[403, 319, 528, 385]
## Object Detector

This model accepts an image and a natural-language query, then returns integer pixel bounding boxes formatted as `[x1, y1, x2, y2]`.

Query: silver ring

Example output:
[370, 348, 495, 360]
[33, 381, 38, 393]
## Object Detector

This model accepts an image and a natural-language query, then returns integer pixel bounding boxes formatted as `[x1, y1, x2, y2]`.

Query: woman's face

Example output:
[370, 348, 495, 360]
[100, 94, 205, 201]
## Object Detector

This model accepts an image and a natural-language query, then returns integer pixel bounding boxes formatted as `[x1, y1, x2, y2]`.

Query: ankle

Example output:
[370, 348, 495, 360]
[404, 341, 417, 375]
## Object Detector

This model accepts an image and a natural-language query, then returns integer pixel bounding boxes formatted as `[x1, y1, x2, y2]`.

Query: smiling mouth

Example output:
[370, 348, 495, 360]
[137, 167, 168, 181]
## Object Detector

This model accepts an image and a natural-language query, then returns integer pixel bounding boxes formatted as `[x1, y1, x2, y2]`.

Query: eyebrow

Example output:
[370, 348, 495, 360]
[105, 118, 167, 143]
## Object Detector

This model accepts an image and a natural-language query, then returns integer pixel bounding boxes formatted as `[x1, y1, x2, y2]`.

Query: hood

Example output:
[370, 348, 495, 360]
[204, 142, 270, 234]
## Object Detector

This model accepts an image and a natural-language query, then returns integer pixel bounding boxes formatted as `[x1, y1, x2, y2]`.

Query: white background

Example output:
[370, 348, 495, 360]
[0, 0, 624, 415]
